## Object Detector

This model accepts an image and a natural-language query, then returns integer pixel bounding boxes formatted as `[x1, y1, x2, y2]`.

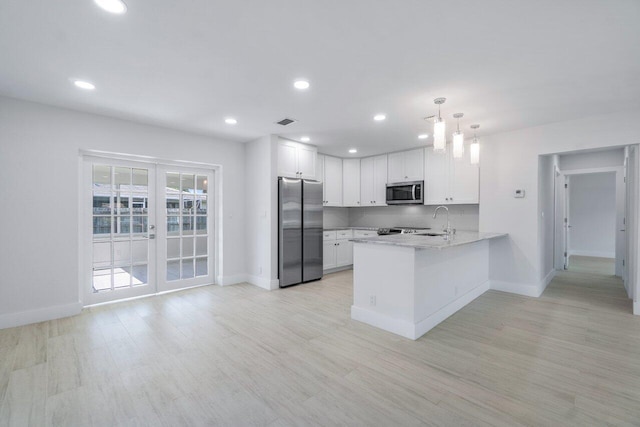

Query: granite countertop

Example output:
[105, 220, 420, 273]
[323, 227, 380, 231]
[350, 231, 507, 250]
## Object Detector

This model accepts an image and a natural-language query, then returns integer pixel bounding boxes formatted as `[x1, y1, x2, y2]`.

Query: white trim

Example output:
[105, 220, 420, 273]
[413, 281, 490, 339]
[352, 281, 490, 340]
[490, 280, 542, 297]
[246, 275, 279, 290]
[217, 274, 248, 286]
[0, 302, 82, 330]
[323, 265, 353, 274]
[569, 250, 615, 258]
[540, 269, 557, 294]
[79, 149, 222, 169]
[351, 306, 416, 339]
[634, 300, 640, 315]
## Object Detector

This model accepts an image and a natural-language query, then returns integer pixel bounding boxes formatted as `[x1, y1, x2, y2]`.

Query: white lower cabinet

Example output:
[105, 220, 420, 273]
[323, 241, 337, 270]
[323, 229, 354, 271]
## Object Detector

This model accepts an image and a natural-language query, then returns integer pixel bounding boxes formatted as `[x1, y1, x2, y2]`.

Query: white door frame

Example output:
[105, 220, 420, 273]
[556, 166, 625, 275]
[80, 150, 222, 306]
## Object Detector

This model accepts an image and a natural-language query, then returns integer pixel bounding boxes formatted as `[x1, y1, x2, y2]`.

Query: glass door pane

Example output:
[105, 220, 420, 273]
[85, 158, 156, 305]
[157, 166, 214, 292]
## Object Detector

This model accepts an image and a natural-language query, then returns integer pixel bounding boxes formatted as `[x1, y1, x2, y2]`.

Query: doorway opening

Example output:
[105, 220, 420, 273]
[539, 146, 639, 314]
[82, 154, 218, 306]
[563, 172, 619, 276]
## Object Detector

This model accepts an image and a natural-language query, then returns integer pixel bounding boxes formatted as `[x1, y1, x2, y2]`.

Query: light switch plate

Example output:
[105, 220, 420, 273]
[514, 189, 525, 198]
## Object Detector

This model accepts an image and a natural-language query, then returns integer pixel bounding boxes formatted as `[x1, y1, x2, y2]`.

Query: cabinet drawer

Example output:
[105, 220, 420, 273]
[323, 231, 337, 241]
[336, 229, 353, 240]
[353, 230, 377, 238]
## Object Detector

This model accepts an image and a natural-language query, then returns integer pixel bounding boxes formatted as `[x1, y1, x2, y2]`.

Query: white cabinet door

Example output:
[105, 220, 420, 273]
[316, 154, 325, 183]
[277, 140, 298, 178]
[424, 145, 450, 205]
[404, 148, 425, 181]
[324, 156, 343, 206]
[336, 240, 353, 267]
[343, 159, 361, 207]
[297, 144, 317, 180]
[373, 154, 388, 205]
[387, 152, 404, 183]
[450, 143, 479, 204]
[360, 157, 374, 206]
[323, 241, 337, 270]
[317, 154, 326, 204]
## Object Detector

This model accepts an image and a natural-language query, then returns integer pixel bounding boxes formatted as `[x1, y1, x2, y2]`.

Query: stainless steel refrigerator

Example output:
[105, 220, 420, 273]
[278, 177, 323, 287]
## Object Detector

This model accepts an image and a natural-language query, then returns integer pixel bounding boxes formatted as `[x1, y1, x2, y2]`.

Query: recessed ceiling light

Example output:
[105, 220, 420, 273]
[373, 114, 386, 121]
[300, 136, 310, 142]
[349, 149, 358, 154]
[294, 80, 310, 90]
[418, 134, 429, 139]
[225, 118, 237, 125]
[73, 80, 95, 90]
[94, 0, 127, 14]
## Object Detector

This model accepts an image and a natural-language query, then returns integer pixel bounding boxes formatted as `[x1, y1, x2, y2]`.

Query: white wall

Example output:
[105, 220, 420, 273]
[323, 207, 350, 228]
[559, 149, 624, 170]
[348, 205, 479, 231]
[568, 173, 616, 258]
[244, 135, 278, 290]
[537, 155, 556, 283]
[0, 96, 247, 328]
[480, 108, 640, 298]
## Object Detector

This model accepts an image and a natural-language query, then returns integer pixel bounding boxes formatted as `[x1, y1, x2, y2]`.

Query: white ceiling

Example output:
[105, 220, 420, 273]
[1, 0, 639, 157]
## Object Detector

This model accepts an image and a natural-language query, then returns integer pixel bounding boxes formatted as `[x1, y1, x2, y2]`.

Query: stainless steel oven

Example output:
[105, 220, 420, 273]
[385, 181, 423, 205]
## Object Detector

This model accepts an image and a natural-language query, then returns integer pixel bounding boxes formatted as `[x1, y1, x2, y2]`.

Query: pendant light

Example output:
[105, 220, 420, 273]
[452, 113, 464, 159]
[470, 124, 480, 165]
[432, 98, 446, 153]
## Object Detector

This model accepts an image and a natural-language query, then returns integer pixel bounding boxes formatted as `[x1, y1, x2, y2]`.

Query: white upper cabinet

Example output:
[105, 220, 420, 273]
[360, 154, 388, 206]
[450, 143, 479, 204]
[316, 154, 325, 183]
[277, 139, 317, 179]
[387, 148, 424, 183]
[424, 145, 450, 205]
[342, 159, 361, 207]
[424, 143, 478, 205]
[323, 155, 343, 206]
[297, 144, 317, 179]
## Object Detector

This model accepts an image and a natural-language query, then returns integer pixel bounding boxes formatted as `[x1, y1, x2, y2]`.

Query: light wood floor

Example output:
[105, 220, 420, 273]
[1, 270, 639, 426]
[568, 255, 616, 275]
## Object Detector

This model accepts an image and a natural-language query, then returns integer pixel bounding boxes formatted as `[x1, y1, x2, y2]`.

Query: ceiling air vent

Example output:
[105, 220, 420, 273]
[276, 118, 297, 126]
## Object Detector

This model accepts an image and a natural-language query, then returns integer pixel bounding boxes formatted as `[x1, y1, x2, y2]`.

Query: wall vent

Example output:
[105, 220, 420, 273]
[276, 118, 297, 126]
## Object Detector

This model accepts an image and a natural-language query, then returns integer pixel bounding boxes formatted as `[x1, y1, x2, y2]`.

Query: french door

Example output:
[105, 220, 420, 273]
[84, 156, 215, 305]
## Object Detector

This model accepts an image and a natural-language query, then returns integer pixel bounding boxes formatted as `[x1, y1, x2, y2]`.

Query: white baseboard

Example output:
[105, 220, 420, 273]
[351, 306, 416, 339]
[0, 301, 82, 330]
[217, 274, 248, 286]
[352, 281, 490, 340]
[540, 269, 557, 294]
[490, 280, 543, 297]
[634, 301, 639, 316]
[569, 250, 615, 259]
[246, 275, 279, 290]
[413, 281, 490, 339]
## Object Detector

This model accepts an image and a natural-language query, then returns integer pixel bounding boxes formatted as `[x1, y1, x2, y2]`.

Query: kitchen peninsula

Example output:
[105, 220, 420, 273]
[351, 231, 506, 340]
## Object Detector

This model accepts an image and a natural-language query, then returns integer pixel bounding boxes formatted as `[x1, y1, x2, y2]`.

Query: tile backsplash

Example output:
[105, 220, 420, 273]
[323, 205, 479, 231]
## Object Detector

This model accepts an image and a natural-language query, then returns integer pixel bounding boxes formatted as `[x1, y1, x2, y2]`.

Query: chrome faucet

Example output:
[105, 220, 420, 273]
[433, 205, 453, 239]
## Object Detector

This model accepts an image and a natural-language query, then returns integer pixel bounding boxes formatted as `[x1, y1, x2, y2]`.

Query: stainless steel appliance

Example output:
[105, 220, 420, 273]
[278, 177, 323, 287]
[377, 226, 431, 235]
[386, 181, 424, 205]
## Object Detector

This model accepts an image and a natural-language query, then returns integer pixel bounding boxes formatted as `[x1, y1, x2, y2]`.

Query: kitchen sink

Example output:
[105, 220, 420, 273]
[415, 232, 446, 237]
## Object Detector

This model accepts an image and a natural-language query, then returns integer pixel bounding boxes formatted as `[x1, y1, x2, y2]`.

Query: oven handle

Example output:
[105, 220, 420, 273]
[412, 185, 416, 200]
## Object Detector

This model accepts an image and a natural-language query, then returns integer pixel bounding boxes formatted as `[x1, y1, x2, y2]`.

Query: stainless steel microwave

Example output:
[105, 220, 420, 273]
[386, 181, 424, 205]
